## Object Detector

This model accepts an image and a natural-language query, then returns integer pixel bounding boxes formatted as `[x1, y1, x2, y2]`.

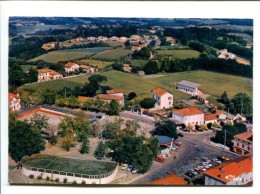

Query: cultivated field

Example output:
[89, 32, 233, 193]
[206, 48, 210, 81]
[151, 70, 252, 99]
[90, 48, 132, 61]
[75, 59, 113, 69]
[156, 49, 201, 59]
[22, 154, 117, 175]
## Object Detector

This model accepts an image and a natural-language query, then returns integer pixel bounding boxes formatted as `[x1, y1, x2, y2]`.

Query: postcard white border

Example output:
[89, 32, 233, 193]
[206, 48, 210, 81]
[1, 1, 260, 194]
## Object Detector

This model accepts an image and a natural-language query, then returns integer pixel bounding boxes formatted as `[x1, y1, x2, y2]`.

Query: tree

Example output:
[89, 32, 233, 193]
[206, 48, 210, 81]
[79, 137, 90, 154]
[231, 92, 252, 115]
[102, 119, 122, 139]
[9, 120, 45, 161]
[107, 100, 121, 115]
[88, 74, 107, 84]
[59, 117, 76, 151]
[26, 68, 38, 83]
[74, 115, 93, 141]
[220, 91, 230, 105]
[143, 60, 159, 74]
[29, 113, 49, 132]
[140, 98, 156, 109]
[154, 120, 178, 139]
[94, 141, 107, 157]
[128, 92, 137, 100]
[81, 81, 99, 97]
[147, 136, 160, 158]
[123, 120, 140, 137]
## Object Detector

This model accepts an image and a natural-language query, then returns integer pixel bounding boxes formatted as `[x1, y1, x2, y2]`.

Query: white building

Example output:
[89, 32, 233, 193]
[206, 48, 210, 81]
[233, 131, 253, 156]
[151, 88, 173, 109]
[177, 80, 202, 96]
[80, 65, 96, 74]
[64, 62, 80, 74]
[9, 93, 21, 111]
[37, 69, 63, 82]
[172, 107, 204, 126]
[97, 36, 108, 42]
[205, 156, 253, 185]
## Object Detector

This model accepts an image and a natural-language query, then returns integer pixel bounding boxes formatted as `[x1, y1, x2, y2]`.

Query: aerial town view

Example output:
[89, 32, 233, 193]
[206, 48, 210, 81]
[8, 17, 253, 186]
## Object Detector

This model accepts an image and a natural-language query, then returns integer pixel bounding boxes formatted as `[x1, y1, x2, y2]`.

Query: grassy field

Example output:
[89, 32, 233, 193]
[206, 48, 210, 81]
[211, 24, 253, 32]
[91, 48, 132, 61]
[57, 47, 112, 53]
[20, 65, 36, 72]
[20, 70, 190, 101]
[151, 70, 252, 99]
[155, 49, 201, 59]
[131, 59, 148, 67]
[22, 154, 117, 175]
[75, 59, 113, 69]
[28, 51, 95, 63]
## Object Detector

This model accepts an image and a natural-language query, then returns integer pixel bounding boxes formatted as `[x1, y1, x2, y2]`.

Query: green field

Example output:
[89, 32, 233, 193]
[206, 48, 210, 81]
[75, 59, 113, 69]
[151, 70, 252, 99]
[57, 47, 112, 53]
[28, 51, 95, 63]
[156, 49, 201, 59]
[22, 154, 117, 175]
[20, 65, 36, 72]
[91, 48, 132, 61]
[131, 59, 148, 67]
[211, 24, 253, 32]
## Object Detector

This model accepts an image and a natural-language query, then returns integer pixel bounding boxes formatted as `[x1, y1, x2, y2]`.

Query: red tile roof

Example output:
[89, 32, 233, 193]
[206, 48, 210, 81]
[8, 93, 20, 101]
[96, 94, 123, 101]
[78, 96, 92, 102]
[65, 62, 77, 68]
[37, 69, 53, 73]
[152, 88, 168, 97]
[148, 174, 188, 185]
[205, 156, 252, 183]
[234, 131, 253, 143]
[204, 114, 218, 121]
[106, 89, 124, 95]
[173, 107, 203, 116]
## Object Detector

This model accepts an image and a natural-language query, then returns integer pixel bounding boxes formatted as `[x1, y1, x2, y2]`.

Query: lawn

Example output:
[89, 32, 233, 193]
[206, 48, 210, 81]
[75, 59, 113, 69]
[151, 70, 252, 99]
[28, 51, 95, 63]
[21, 154, 117, 175]
[90, 48, 132, 61]
[155, 49, 201, 59]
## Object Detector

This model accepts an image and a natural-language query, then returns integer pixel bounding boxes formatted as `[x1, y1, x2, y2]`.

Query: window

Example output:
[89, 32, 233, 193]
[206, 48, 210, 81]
[169, 102, 171, 105]
[168, 97, 172, 100]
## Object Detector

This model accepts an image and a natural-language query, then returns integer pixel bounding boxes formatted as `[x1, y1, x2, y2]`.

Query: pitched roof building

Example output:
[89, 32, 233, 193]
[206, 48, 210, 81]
[37, 69, 63, 82]
[177, 80, 202, 96]
[152, 87, 173, 109]
[233, 131, 253, 156]
[9, 93, 21, 111]
[172, 107, 204, 126]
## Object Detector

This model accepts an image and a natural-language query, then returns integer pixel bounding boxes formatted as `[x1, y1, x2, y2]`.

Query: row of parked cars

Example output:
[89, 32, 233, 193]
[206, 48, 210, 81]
[185, 156, 229, 178]
[121, 164, 138, 174]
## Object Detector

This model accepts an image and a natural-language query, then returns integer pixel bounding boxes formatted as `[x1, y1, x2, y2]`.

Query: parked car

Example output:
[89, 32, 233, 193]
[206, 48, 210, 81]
[131, 169, 138, 174]
[218, 156, 230, 161]
[127, 165, 134, 171]
[212, 159, 222, 164]
[185, 172, 195, 178]
[121, 164, 128, 170]
[96, 155, 105, 160]
[202, 157, 209, 161]
[155, 157, 165, 163]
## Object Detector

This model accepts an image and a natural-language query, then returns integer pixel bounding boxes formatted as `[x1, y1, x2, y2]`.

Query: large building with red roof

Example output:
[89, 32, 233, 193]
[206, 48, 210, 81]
[233, 131, 253, 156]
[37, 69, 63, 82]
[205, 156, 252, 185]
[9, 93, 21, 111]
[148, 174, 188, 185]
[172, 107, 204, 126]
[151, 87, 173, 109]
[64, 62, 79, 74]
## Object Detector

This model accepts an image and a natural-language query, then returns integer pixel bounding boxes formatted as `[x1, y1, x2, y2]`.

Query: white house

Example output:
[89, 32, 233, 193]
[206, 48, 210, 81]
[177, 80, 202, 96]
[97, 36, 108, 42]
[37, 69, 63, 82]
[87, 36, 97, 42]
[205, 156, 252, 185]
[64, 62, 80, 74]
[233, 131, 253, 156]
[9, 93, 21, 111]
[152, 88, 173, 109]
[80, 65, 96, 74]
[172, 107, 204, 126]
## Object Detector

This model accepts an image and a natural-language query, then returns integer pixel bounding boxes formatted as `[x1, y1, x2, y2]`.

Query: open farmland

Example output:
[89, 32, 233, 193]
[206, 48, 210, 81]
[211, 24, 253, 32]
[57, 47, 112, 53]
[150, 70, 252, 99]
[131, 59, 148, 67]
[28, 51, 95, 63]
[20, 70, 190, 101]
[90, 48, 132, 61]
[75, 59, 113, 69]
[156, 49, 201, 59]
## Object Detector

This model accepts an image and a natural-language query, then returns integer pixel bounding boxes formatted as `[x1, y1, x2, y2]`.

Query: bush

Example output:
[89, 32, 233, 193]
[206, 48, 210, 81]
[199, 124, 207, 130]
[81, 180, 86, 184]
[187, 124, 194, 131]
[46, 176, 50, 181]
[72, 180, 77, 184]
[207, 123, 212, 129]
[55, 178, 60, 183]
[212, 122, 221, 128]
[226, 120, 233, 126]
[29, 174, 34, 179]
[37, 175, 42, 180]
[63, 178, 68, 184]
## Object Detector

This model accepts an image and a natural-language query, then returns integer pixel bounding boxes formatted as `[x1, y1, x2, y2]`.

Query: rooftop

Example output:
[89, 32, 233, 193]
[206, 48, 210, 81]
[173, 107, 204, 116]
[106, 89, 124, 95]
[8, 93, 20, 101]
[37, 69, 54, 73]
[96, 94, 123, 101]
[148, 174, 187, 185]
[152, 87, 169, 97]
[204, 114, 218, 121]
[205, 156, 252, 183]
[177, 80, 201, 89]
[234, 131, 253, 143]
[65, 62, 78, 68]
[78, 96, 92, 103]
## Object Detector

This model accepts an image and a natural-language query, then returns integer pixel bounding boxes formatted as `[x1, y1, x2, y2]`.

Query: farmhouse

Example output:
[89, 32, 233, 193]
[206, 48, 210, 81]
[97, 36, 108, 42]
[95, 94, 124, 108]
[64, 62, 80, 74]
[41, 42, 56, 51]
[80, 65, 96, 74]
[131, 46, 141, 51]
[37, 69, 63, 82]
[9, 93, 21, 111]
[87, 36, 97, 42]
[152, 87, 173, 109]
[205, 156, 252, 185]
[233, 131, 253, 156]
[109, 36, 119, 41]
[118, 36, 128, 43]
[177, 80, 202, 96]
[122, 64, 132, 72]
[106, 89, 124, 97]
[217, 49, 236, 60]
[172, 107, 204, 126]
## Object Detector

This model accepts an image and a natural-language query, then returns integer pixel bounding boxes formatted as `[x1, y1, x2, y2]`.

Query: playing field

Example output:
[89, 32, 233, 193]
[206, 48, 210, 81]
[90, 48, 132, 61]
[156, 49, 201, 59]
[22, 154, 117, 175]
[75, 59, 113, 69]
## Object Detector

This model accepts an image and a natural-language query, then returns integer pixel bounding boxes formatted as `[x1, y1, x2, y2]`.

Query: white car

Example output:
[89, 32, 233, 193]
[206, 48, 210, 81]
[121, 164, 128, 170]
[131, 169, 138, 174]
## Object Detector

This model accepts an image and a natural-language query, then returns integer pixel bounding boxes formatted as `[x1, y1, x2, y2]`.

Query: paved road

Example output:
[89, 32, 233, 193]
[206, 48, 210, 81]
[131, 130, 238, 184]
[120, 111, 155, 126]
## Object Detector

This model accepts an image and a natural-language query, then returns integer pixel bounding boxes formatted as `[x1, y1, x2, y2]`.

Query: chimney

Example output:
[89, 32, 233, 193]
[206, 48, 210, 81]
[16, 93, 19, 97]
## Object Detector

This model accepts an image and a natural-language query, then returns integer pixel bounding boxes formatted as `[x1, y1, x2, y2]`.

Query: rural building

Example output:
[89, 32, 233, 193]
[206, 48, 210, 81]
[148, 174, 188, 185]
[233, 114, 247, 123]
[37, 69, 63, 82]
[97, 36, 108, 42]
[204, 114, 218, 125]
[122, 64, 132, 72]
[233, 131, 253, 156]
[80, 65, 96, 74]
[217, 49, 236, 60]
[118, 36, 128, 43]
[9, 93, 21, 111]
[151, 87, 173, 109]
[95, 94, 124, 108]
[166, 37, 175, 46]
[177, 80, 202, 96]
[130, 34, 142, 41]
[137, 71, 145, 76]
[106, 89, 124, 97]
[196, 94, 209, 104]
[109, 36, 119, 41]
[131, 104, 142, 115]
[172, 107, 204, 126]
[131, 46, 141, 51]
[41, 42, 56, 51]
[87, 36, 97, 42]
[205, 156, 252, 185]
[64, 62, 80, 74]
